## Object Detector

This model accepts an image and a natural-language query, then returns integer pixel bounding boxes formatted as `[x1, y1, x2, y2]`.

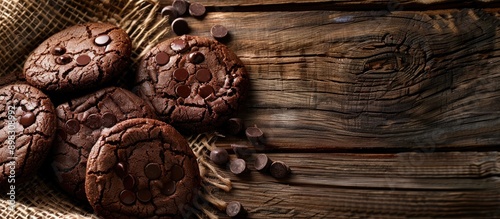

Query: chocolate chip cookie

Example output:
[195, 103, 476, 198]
[23, 22, 131, 93]
[50, 87, 157, 201]
[85, 118, 200, 218]
[134, 35, 249, 133]
[0, 84, 56, 187]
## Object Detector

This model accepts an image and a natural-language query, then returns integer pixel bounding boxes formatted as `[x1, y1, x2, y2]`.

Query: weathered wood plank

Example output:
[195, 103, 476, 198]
[162, 9, 500, 150]
[209, 152, 500, 218]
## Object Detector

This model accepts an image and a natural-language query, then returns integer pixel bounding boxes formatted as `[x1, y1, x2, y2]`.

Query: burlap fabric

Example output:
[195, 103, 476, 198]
[0, 0, 231, 218]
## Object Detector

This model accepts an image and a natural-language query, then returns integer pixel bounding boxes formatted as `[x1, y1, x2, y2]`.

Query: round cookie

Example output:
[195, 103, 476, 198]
[0, 84, 56, 187]
[134, 35, 249, 133]
[85, 118, 200, 218]
[24, 22, 131, 93]
[50, 87, 157, 201]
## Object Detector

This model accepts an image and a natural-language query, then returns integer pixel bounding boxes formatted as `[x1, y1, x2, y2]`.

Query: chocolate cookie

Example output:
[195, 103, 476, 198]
[134, 35, 249, 133]
[0, 84, 56, 187]
[85, 118, 200, 218]
[23, 22, 131, 93]
[50, 87, 157, 201]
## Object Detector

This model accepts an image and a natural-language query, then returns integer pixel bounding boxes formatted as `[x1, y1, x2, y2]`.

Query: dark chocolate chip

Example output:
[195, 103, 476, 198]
[226, 201, 246, 217]
[171, 165, 184, 181]
[209, 148, 229, 165]
[231, 144, 252, 159]
[95, 35, 111, 46]
[115, 162, 127, 178]
[101, 112, 117, 128]
[19, 112, 36, 127]
[144, 163, 162, 180]
[198, 85, 214, 98]
[55, 55, 72, 65]
[188, 52, 205, 64]
[119, 190, 136, 205]
[172, 0, 188, 15]
[195, 69, 211, 82]
[156, 52, 170, 66]
[227, 118, 244, 135]
[254, 154, 272, 172]
[270, 161, 290, 179]
[76, 55, 91, 66]
[51, 46, 66, 56]
[188, 2, 206, 17]
[161, 180, 176, 196]
[230, 159, 248, 175]
[170, 39, 188, 52]
[161, 6, 178, 22]
[171, 18, 190, 36]
[211, 24, 229, 39]
[65, 119, 80, 135]
[137, 189, 152, 203]
[85, 113, 101, 129]
[175, 85, 191, 98]
[245, 126, 265, 147]
[173, 68, 189, 81]
[123, 174, 136, 190]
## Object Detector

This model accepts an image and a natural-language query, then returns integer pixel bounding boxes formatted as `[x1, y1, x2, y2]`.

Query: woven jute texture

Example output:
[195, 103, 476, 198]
[0, 0, 231, 218]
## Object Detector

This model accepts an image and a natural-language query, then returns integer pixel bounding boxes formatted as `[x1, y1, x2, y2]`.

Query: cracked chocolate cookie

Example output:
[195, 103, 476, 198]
[85, 118, 200, 218]
[0, 84, 56, 187]
[50, 87, 157, 201]
[23, 22, 131, 93]
[134, 35, 249, 133]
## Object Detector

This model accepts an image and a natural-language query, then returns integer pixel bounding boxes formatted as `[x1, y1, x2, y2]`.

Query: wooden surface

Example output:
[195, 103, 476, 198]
[159, 0, 500, 218]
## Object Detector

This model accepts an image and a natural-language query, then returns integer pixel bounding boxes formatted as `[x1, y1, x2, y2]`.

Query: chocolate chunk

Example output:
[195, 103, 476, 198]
[156, 52, 170, 66]
[123, 174, 137, 190]
[188, 52, 205, 64]
[51, 46, 66, 56]
[20, 112, 36, 127]
[270, 161, 290, 179]
[172, 0, 188, 15]
[145, 163, 162, 180]
[101, 112, 117, 128]
[56, 54, 72, 65]
[175, 85, 191, 98]
[161, 6, 178, 22]
[198, 85, 214, 98]
[170, 39, 188, 52]
[226, 201, 247, 218]
[173, 68, 189, 81]
[211, 24, 229, 40]
[189, 2, 206, 17]
[119, 190, 136, 205]
[95, 35, 111, 46]
[84, 114, 101, 129]
[230, 159, 248, 175]
[171, 165, 185, 181]
[115, 162, 127, 178]
[227, 118, 244, 135]
[195, 69, 211, 82]
[254, 154, 272, 172]
[171, 18, 190, 36]
[161, 179, 176, 196]
[231, 144, 252, 159]
[209, 148, 229, 165]
[65, 119, 80, 135]
[137, 189, 152, 203]
[76, 54, 91, 66]
[245, 126, 265, 147]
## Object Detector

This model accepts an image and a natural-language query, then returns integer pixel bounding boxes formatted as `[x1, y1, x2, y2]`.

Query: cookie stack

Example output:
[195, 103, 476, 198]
[0, 21, 249, 218]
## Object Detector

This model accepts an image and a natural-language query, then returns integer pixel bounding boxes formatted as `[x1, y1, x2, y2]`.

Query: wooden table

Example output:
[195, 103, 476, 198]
[160, 0, 500, 218]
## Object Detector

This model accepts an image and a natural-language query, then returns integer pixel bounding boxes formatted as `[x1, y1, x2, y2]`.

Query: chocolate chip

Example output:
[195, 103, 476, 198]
[227, 118, 244, 135]
[198, 85, 214, 98]
[245, 126, 265, 147]
[65, 119, 80, 135]
[19, 112, 36, 127]
[123, 174, 136, 190]
[226, 201, 247, 218]
[171, 18, 190, 36]
[94, 35, 111, 46]
[119, 190, 136, 205]
[156, 52, 170, 66]
[209, 148, 229, 165]
[101, 112, 117, 128]
[172, 0, 188, 15]
[85, 113, 101, 129]
[51, 46, 66, 56]
[195, 69, 211, 82]
[161, 180, 176, 196]
[188, 2, 206, 17]
[137, 189, 152, 203]
[188, 52, 205, 64]
[270, 161, 290, 179]
[175, 85, 191, 98]
[211, 24, 229, 40]
[254, 154, 272, 172]
[161, 6, 178, 22]
[76, 55, 91, 66]
[170, 39, 188, 52]
[55, 54, 72, 65]
[231, 144, 252, 159]
[230, 159, 248, 175]
[173, 68, 189, 81]
[144, 163, 162, 180]
[115, 162, 127, 178]
[171, 165, 184, 181]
